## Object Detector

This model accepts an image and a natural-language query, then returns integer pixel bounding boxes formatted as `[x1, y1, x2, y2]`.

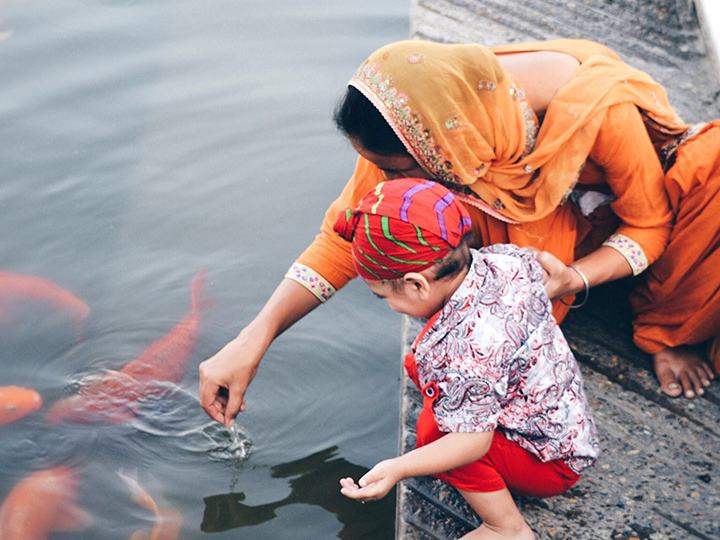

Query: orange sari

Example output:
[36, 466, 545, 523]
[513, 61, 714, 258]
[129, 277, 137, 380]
[630, 121, 720, 372]
[295, 39, 714, 336]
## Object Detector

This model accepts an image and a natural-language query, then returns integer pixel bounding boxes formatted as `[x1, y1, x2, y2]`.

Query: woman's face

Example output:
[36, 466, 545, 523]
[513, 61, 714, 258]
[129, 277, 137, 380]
[350, 137, 433, 181]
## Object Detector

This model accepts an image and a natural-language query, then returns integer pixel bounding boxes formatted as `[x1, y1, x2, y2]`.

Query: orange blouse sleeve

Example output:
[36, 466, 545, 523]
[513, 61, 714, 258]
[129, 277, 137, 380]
[588, 103, 673, 273]
[289, 157, 386, 298]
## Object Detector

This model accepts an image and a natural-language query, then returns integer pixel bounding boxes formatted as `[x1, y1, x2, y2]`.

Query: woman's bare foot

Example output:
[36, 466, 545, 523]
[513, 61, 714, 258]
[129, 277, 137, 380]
[653, 346, 715, 398]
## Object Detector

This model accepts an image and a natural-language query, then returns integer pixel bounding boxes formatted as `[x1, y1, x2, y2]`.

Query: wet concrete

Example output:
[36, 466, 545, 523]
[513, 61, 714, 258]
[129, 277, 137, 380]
[397, 1, 720, 538]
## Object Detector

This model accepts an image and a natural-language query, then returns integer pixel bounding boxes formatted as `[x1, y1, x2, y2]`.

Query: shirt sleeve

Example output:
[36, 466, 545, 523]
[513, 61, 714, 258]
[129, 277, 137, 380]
[589, 102, 673, 273]
[293, 156, 386, 293]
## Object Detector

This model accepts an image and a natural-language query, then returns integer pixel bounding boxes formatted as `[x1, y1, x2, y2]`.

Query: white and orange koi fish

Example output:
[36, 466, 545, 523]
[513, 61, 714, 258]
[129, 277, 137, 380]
[119, 470, 182, 540]
[0, 466, 92, 540]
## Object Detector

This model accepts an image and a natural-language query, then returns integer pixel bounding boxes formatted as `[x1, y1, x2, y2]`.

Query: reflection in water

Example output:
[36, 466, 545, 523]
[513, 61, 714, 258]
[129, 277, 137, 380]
[202, 446, 395, 539]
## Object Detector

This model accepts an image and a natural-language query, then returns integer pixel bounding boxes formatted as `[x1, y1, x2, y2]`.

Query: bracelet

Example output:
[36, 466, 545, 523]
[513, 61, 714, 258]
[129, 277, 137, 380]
[559, 265, 589, 309]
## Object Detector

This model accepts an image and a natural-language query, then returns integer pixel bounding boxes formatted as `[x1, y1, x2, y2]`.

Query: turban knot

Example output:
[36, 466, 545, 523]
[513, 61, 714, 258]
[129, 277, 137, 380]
[334, 208, 362, 242]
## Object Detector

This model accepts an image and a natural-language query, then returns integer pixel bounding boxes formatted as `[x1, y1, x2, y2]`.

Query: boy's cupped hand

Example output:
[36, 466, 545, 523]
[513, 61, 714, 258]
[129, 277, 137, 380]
[339, 459, 400, 503]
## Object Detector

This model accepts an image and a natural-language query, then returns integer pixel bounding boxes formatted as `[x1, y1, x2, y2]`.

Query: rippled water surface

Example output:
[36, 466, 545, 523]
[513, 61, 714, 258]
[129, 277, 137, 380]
[0, 1, 409, 537]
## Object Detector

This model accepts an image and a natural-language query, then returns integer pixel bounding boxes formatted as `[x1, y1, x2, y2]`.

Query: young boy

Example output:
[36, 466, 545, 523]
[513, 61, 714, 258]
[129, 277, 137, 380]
[333, 178, 598, 540]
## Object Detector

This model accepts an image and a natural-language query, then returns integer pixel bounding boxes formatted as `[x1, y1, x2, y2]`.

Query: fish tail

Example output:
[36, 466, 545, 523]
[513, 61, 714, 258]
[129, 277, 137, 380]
[118, 469, 161, 515]
[191, 268, 211, 312]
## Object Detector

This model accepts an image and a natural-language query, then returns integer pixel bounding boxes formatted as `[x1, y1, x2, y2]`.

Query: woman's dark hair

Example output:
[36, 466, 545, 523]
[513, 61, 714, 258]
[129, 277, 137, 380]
[333, 86, 408, 156]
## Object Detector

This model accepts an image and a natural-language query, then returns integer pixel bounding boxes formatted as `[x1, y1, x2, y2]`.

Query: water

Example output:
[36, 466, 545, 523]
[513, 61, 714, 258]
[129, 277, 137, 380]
[0, 0, 409, 538]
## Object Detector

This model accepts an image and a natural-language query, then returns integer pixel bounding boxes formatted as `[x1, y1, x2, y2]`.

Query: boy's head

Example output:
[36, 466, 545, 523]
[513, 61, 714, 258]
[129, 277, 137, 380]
[333, 178, 472, 317]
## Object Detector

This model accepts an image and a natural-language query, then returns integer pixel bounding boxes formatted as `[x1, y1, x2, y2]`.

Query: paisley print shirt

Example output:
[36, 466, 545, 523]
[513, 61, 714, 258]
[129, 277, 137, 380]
[412, 245, 599, 473]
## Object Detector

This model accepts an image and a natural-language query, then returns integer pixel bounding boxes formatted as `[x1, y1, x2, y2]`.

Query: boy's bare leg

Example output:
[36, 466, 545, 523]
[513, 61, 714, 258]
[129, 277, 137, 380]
[457, 487, 535, 540]
[653, 346, 714, 398]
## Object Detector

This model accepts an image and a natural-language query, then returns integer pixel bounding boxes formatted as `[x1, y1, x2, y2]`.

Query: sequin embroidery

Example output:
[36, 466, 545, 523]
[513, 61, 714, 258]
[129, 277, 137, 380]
[477, 79, 497, 92]
[509, 77, 538, 158]
[445, 117, 460, 130]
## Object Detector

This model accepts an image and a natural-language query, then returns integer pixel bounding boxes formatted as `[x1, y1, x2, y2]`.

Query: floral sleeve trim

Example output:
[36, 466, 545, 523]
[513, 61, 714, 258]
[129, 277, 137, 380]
[602, 234, 648, 275]
[285, 263, 336, 303]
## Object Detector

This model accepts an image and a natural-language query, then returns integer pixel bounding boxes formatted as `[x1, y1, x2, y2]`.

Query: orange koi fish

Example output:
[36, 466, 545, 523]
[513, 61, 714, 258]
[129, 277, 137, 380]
[0, 271, 89, 329]
[45, 269, 208, 425]
[0, 386, 42, 425]
[0, 466, 92, 540]
[119, 471, 182, 540]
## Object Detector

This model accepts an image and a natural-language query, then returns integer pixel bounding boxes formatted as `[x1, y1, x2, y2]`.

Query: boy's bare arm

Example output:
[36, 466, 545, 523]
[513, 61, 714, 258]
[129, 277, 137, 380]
[340, 431, 493, 502]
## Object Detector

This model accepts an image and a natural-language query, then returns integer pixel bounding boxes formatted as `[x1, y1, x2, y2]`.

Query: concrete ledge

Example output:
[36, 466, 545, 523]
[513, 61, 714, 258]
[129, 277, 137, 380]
[397, 1, 720, 537]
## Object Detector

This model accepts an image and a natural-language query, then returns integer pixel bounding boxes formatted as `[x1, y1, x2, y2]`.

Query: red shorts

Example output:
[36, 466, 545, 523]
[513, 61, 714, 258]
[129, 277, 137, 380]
[406, 352, 581, 497]
[421, 410, 581, 496]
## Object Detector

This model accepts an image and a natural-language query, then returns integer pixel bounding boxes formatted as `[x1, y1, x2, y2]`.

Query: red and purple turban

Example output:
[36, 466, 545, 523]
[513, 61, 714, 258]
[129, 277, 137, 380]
[333, 178, 472, 281]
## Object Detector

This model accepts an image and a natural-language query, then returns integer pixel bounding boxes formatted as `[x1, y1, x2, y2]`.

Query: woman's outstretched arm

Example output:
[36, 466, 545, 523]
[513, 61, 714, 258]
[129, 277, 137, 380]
[198, 278, 321, 427]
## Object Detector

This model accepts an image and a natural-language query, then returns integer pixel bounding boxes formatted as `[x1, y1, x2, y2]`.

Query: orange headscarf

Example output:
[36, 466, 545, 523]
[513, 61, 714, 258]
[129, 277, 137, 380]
[350, 39, 688, 223]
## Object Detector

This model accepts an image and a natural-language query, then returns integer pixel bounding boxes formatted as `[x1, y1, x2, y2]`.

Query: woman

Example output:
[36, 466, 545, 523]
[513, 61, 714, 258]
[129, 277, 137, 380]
[199, 39, 718, 428]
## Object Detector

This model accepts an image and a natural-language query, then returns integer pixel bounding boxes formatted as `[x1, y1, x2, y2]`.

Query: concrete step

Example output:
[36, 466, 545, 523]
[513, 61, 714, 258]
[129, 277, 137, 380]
[397, 1, 720, 536]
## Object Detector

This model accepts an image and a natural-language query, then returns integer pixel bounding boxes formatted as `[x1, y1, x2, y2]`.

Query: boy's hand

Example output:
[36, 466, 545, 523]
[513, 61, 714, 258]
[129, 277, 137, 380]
[339, 459, 401, 502]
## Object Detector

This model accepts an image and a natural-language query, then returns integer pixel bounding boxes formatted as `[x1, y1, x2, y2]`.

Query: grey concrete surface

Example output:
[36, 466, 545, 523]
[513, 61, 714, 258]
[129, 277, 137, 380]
[396, 1, 720, 538]
[695, 0, 720, 79]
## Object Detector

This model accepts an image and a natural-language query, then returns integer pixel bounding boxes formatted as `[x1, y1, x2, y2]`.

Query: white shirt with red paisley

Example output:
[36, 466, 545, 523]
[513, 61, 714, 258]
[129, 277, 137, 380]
[412, 245, 599, 473]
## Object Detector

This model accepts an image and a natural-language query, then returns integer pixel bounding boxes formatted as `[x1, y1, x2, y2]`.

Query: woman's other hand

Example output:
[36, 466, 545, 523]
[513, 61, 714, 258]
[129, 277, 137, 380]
[529, 248, 581, 300]
[532, 245, 634, 301]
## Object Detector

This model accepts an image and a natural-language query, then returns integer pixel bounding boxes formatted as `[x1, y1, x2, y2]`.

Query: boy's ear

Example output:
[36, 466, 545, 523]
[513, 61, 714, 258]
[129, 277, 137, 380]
[403, 272, 430, 298]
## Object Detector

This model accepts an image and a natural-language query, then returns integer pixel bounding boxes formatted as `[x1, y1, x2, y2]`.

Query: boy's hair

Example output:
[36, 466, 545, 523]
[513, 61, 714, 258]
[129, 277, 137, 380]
[333, 178, 473, 281]
[433, 231, 474, 281]
[384, 231, 474, 290]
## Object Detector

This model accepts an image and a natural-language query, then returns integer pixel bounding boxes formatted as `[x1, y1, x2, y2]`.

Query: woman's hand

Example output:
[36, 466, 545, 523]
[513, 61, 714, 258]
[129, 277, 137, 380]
[198, 278, 323, 428]
[531, 245, 634, 301]
[198, 330, 266, 428]
[339, 459, 402, 502]
[529, 248, 582, 300]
